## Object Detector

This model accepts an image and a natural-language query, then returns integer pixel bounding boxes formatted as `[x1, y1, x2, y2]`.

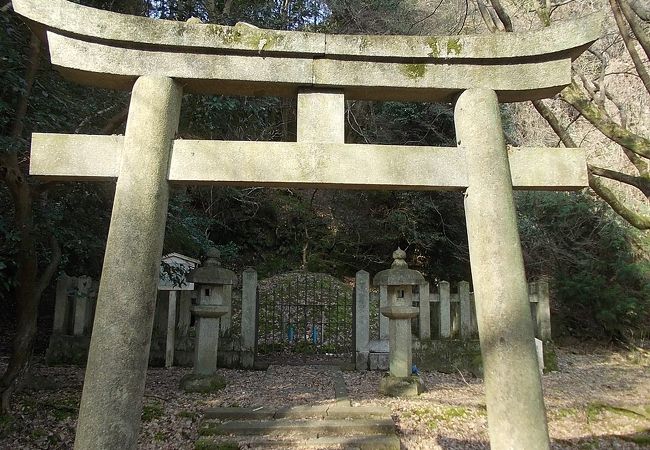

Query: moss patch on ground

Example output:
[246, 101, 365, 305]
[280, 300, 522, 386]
[142, 402, 164, 422]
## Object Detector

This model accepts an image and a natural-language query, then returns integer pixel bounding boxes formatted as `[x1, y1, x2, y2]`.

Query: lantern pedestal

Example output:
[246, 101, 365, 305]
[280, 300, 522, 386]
[378, 304, 424, 397]
[373, 248, 426, 398]
[379, 374, 425, 397]
[180, 248, 236, 393]
[381, 305, 419, 378]
[192, 305, 229, 375]
[180, 305, 230, 393]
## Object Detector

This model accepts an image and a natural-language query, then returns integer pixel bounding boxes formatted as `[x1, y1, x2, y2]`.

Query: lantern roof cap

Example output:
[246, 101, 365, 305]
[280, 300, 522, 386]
[373, 247, 425, 286]
[187, 247, 237, 285]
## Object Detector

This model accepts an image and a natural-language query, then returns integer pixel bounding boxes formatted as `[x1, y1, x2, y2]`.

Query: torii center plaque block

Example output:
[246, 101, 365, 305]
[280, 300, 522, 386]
[13, 0, 603, 449]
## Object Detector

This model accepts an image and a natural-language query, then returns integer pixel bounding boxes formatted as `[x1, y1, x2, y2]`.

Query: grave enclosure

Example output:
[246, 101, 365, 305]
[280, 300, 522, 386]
[46, 263, 551, 374]
[13, 0, 603, 448]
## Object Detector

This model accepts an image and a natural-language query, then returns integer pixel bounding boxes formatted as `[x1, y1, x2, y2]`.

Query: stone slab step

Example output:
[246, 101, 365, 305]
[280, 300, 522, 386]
[204, 406, 277, 420]
[204, 405, 391, 421]
[275, 404, 330, 419]
[326, 405, 392, 420]
[195, 434, 401, 450]
[199, 418, 396, 437]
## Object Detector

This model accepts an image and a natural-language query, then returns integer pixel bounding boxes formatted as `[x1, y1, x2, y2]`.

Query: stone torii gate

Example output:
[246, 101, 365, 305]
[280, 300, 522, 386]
[14, 0, 602, 448]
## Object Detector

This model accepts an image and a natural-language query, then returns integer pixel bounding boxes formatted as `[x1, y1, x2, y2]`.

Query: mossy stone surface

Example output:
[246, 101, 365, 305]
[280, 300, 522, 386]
[542, 341, 558, 373]
[413, 340, 483, 376]
[379, 375, 425, 397]
[180, 374, 227, 393]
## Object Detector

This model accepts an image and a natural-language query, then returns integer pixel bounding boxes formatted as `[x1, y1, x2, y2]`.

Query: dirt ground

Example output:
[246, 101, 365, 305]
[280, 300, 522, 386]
[0, 346, 648, 449]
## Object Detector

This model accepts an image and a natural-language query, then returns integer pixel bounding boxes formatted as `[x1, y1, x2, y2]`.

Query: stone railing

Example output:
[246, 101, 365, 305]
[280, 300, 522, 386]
[46, 273, 254, 369]
[410, 279, 551, 342]
[354, 270, 551, 369]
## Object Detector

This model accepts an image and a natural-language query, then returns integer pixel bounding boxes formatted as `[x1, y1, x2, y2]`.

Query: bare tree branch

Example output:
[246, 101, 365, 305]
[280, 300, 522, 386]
[589, 164, 650, 197]
[549, 0, 577, 12]
[489, 0, 514, 31]
[609, 0, 650, 93]
[476, 0, 499, 32]
[627, 0, 650, 21]
[74, 100, 127, 134]
[407, 0, 444, 34]
[603, 89, 628, 128]
[588, 172, 650, 229]
[531, 99, 577, 147]
[560, 82, 650, 159]
[618, 0, 650, 60]
[622, 148, 650, 177]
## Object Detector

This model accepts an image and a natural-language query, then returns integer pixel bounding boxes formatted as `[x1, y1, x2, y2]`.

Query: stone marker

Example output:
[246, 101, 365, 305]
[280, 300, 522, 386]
[240, 268, 258, 369]
[379, 285, 389, 341]
[458, 281, 472, 338]
[418, 282, 430, 340]
[165, 290, 177, 368]
[535, 338, 545, 374]
[355, 270, 370, 370]
[537, 281, 552, 341]
[72, 276, 92, 336]
[439, 281, 451, 339]
[52, 274, 72, 334]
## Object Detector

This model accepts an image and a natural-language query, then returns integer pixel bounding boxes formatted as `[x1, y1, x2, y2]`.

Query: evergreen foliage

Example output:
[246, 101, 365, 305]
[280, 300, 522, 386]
[517, 192, 649, 340]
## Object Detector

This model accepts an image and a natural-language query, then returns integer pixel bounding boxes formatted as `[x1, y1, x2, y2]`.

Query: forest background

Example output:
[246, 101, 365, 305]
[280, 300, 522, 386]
[0, 0, 648, 412]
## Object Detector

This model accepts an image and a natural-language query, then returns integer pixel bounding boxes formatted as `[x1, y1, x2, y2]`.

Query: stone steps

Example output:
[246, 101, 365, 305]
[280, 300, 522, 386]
[200, 417, 396, 436]
[195, 434, 401, 450]
[204, 404, 392, 420]
[196, 404, 399, 450]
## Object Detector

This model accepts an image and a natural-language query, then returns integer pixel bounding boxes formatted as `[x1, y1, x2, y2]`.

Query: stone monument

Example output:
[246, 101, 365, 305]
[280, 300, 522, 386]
[374, 249, 425, 397]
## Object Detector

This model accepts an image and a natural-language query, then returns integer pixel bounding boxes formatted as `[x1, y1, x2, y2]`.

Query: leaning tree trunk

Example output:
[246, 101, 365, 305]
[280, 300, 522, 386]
[0, 174, 61, 413]
[1, 178, 38, 413]
[0, 32, 61, 414]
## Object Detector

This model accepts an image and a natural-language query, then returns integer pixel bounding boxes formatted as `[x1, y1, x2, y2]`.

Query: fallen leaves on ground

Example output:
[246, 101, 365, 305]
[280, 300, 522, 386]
[0, 346, 648, 449]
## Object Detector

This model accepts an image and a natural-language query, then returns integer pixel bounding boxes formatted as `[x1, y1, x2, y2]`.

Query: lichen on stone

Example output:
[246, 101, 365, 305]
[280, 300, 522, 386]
[446, 38, 463, 56]
[426, 37, 440, 58]
[401, 64, 426, 79]
[358, 36, 371, 51]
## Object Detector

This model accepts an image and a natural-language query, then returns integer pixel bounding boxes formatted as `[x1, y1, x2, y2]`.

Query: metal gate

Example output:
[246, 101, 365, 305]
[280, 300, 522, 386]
[256, 272, 353, 357]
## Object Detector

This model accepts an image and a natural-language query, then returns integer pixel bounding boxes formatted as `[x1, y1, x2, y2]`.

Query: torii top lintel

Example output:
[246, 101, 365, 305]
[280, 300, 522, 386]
[15, 0, 603, 102]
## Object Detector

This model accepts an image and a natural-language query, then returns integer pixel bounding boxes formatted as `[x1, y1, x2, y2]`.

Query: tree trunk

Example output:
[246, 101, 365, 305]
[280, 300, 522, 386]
[0, 32, 60, 414]
[0, 168, 37, 413]
[627, 0, 650, 21]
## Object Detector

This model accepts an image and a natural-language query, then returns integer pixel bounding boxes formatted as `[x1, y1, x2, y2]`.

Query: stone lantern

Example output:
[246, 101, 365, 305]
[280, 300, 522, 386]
[373, 248, 425, 397]
[180, 247, 236, 392]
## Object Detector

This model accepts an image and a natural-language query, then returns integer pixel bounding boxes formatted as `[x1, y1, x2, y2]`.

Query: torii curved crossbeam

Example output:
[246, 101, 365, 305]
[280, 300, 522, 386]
[15, 0, 602, 101]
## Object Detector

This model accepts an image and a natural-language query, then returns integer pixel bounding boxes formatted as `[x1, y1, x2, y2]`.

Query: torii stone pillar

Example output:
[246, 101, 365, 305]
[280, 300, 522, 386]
[456, 88, 550, 449]
[74, 76, 182, 450]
